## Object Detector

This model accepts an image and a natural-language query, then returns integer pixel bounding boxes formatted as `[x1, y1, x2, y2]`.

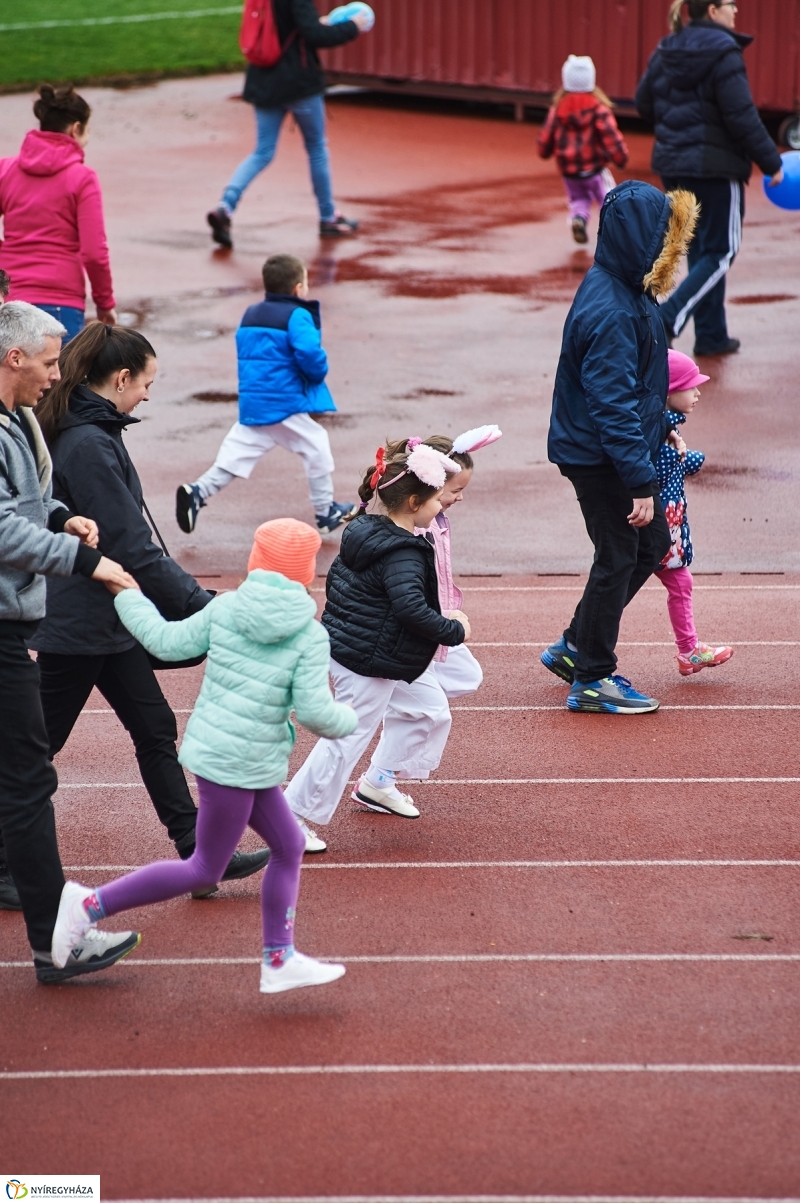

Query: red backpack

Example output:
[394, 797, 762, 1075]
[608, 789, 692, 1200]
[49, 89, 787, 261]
[239, 0, 295, 68]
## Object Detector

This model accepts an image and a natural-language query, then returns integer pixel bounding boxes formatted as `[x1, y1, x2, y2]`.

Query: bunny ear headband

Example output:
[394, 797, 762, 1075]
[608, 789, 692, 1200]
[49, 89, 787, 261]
[370, 439, 459, 493]
[451, 424, 502, 455]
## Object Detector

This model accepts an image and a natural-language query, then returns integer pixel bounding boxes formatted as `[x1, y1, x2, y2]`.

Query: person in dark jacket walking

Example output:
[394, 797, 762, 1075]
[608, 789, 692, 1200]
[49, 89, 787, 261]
[541, 180, 699, 713]
[206, 0, 370, 248]
[20, 323, 270, 895]
[0, 301, 141, 981]
[285, 438, 469, 847]
[636, 0, 783, 355]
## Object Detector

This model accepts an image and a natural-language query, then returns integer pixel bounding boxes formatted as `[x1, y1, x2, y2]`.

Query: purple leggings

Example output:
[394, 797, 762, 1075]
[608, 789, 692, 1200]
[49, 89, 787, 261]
[98, 776, 305, 948]
[563, 172, 610, 222]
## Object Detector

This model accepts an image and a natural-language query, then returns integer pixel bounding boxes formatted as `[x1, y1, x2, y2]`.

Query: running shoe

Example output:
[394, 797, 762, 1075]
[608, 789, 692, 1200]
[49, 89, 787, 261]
[207, 206, 233, 249]
[260, 950, 346, 994]
[52, 882, 98, 968]
[571, 216, 588, 244]
[176, 483, 205, 533]
[693, 338, 740, 357]
[316, 500, 358, 534]
[540, 637, 577, 684]
[35, 929, 141, 984]
[566, 675, 659, 714]
[297, 816, 327, 853]
[676, 643, 734, 676]
[352, 776, 420, 818]
[319, 212, 359, 238]
[192, 847, 271, 899]
[0, 871, 21, 911]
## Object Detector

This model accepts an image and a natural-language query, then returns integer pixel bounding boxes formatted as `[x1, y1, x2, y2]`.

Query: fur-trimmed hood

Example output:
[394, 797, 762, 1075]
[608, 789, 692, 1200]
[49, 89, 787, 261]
[644, 189, 699, 298]
[594, 180, 698, 298]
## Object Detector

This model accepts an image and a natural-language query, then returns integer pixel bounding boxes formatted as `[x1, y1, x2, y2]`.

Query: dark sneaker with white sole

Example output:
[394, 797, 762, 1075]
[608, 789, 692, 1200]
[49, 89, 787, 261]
[35, 929, 141, 984]
[176, 483, 204, 533]
[693, 338, 740, 356]
[316, 501, 358, 534]
[540, 637, 577, 684]
[207, 207, 233, 249]
[0, 871, 22, 910]
[191, 847, 271, 899]
[566, 675, 659, 714]
[320, 213, 359, 238]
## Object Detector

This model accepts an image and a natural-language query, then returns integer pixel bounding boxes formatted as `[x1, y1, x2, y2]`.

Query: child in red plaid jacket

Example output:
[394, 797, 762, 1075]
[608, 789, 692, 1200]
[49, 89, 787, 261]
[538, 55, 629, 244]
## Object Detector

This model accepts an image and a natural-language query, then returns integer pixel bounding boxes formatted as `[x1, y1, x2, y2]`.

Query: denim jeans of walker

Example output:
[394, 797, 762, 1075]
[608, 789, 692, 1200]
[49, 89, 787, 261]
[34, 304, 85, 345]
[221, 93, 335, 220]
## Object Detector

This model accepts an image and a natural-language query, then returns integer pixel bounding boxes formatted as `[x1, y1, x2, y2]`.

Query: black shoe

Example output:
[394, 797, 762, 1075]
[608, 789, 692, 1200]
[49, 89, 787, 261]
[191, 847, 271, 899]
[320, 212, 359, 238]
[0, 872, 22, 911]
[207, 206, 233, 249]
[176, 482, 204, 533]
[693, 338, 740, 356]
[571, 216, 588, 244]
[34, 930, 141, 984]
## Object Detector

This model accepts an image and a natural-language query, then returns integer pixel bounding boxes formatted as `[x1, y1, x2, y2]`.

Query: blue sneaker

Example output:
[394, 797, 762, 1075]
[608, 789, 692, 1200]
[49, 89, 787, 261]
[541, 637, 577, 683]
[566, 675, 659, 714]
[176, 483, 205, 533]
[316, 501, 357, 534]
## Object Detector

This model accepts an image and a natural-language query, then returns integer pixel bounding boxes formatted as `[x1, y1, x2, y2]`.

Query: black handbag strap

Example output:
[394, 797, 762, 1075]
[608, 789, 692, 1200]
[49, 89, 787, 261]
[141, 497, 171, 559]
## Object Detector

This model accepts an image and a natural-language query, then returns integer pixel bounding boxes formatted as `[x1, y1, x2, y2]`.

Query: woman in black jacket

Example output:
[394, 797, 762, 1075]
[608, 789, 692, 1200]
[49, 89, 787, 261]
[284, 439, 470, 847]
[636, 0, 783, 356]
[207, 0, 369, 248]
[27, 323, 268, 891]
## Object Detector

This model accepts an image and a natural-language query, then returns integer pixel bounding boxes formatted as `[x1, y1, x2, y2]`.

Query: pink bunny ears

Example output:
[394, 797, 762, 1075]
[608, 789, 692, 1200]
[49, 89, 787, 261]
[377, 443, 459, 492]
[452, 424, 502, 455]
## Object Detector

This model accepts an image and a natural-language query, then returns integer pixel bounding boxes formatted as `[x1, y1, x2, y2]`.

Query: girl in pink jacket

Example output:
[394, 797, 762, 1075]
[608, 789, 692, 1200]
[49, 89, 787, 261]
[0, 85, 116, 343]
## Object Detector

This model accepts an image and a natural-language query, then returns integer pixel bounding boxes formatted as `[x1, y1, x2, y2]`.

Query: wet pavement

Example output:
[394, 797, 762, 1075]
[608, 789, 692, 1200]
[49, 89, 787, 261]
[1, 76, 798, 576]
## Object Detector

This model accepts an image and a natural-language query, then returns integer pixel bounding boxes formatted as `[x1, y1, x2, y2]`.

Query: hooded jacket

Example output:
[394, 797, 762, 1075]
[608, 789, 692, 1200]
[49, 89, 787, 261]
[31, 386, 211, 656]
[547, 180, 673, 495]
[635, 20, 782, 182]
[0, 130, 115, 311]
[115, 571, 358, 789]
[656, 410, 705, 569]
[236, 293, 335, 425]
[243, 0, 359, 110]
[322, 513, 465, 683]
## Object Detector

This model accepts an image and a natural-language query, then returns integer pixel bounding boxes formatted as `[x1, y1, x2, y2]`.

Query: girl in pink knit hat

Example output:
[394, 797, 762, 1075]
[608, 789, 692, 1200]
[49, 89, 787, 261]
[654, 350, 733, 675]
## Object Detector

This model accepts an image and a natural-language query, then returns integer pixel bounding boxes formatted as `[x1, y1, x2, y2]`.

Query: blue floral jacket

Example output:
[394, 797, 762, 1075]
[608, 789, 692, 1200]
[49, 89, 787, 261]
[656, 410, 705, 569]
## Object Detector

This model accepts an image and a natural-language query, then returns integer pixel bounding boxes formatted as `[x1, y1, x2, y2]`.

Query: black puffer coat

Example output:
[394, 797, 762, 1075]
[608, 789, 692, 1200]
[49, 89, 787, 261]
[31, 386, 212, 656]
[635, 20, 781, 181]
[322, 514, 465, 684]
[243, 0, 359, 110]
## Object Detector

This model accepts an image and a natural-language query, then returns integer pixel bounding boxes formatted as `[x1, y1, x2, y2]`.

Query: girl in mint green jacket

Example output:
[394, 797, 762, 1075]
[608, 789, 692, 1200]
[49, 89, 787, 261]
[51, 519, 358, 996]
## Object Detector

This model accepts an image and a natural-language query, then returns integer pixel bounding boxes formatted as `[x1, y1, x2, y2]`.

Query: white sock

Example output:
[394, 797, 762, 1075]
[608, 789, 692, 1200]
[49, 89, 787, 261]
[194, 465, 236, 501]
[366, 765, 397, 790]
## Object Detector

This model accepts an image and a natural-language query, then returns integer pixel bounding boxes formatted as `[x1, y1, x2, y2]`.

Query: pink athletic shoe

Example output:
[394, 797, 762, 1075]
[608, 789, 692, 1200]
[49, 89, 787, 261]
[676, 643, 734, 676]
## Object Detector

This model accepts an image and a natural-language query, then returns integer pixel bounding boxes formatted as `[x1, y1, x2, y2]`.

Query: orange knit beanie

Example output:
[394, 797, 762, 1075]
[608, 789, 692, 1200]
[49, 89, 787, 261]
[247, 518, 321, 586]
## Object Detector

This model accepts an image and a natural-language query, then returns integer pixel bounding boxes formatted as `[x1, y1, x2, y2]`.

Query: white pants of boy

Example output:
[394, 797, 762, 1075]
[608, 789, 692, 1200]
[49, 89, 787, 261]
[195, 414, 335, 515]
[285, 659, 452, 826]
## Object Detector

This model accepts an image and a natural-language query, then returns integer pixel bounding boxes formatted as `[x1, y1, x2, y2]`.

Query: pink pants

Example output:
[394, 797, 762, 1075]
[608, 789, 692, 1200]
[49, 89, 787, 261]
[563, 172, 609, 222]
[655, 566, 698, 655]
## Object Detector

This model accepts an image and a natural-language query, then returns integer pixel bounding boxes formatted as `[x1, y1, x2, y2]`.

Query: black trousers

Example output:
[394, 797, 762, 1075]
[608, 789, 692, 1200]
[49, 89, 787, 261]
[36, 643, 199, 848]
[561, 468, 671, 683]
[0, 623, 65, 952]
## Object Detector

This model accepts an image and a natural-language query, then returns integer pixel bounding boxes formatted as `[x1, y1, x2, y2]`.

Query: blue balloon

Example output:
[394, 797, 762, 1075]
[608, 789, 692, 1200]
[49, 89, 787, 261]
[327, 2, 375, 30]
[763, 151, 800, 210]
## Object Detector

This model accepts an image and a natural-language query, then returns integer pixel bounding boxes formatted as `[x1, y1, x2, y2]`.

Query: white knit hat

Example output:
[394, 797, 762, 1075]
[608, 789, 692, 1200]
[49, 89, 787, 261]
[562, 55, 596, 94]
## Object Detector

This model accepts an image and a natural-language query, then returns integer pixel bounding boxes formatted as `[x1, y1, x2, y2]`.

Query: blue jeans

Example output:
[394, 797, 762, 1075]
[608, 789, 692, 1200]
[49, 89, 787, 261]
[34, 304, 84, 344]
[221, 93, 335, 221]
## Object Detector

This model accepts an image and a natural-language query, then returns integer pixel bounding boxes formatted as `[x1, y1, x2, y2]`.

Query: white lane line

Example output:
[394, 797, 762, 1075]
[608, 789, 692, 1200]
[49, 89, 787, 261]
[451, 585, 800, 592]
[4, 954, 798, 969]
[451, 705, 800, 712]
[54, 778, 800, 788]
[4, 1062, 800, 1081]
[0, 7, 239, 32]
[60, 859, 800, 871]
[471, 641, 800, 647]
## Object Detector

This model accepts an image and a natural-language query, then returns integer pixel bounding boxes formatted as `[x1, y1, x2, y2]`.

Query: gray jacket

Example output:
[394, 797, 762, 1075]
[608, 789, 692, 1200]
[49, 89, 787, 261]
[0, 404, 79, 622]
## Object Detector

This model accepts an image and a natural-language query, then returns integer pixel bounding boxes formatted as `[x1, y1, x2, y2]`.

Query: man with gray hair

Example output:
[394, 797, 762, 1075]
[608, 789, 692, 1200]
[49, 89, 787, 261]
[0, 301, 141, 981]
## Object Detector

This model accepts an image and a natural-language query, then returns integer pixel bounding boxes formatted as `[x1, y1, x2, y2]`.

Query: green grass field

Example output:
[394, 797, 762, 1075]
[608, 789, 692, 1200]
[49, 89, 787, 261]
[0, 0, 245, 90]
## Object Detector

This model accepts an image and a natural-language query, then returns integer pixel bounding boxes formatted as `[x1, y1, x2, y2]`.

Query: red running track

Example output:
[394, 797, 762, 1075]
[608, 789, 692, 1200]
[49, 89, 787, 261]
[2, 574, 800, 1200]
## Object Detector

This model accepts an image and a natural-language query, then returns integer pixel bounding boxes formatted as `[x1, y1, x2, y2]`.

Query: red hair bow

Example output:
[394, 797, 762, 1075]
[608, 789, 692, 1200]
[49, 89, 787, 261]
[369, 447, 386, 490]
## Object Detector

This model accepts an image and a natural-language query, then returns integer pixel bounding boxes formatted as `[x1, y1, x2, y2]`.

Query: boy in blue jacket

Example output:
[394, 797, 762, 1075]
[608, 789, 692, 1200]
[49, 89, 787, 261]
[176, 254, 355, 535]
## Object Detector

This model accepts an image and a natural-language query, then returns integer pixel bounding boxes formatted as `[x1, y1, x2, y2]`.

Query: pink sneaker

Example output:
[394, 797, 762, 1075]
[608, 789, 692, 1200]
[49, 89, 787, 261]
[676, 643, 734, 676]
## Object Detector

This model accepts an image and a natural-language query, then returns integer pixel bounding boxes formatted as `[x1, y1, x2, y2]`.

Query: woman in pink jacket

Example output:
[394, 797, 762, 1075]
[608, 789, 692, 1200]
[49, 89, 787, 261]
[0, 85, 116, 343]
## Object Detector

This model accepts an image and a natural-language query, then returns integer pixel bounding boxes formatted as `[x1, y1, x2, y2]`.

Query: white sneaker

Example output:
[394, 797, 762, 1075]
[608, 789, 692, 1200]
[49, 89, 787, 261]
[52, 882, 98, 969]
[37, 929, 141, 983]
[351, 775, 420, 818]
[259, 950, 346, 994]
[297, 816, 327, 853]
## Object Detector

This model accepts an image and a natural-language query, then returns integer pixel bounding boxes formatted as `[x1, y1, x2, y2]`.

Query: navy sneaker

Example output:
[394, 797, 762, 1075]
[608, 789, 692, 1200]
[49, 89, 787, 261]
[541, 637, 577, 684]
[316, 501, 357, 534]
[176, 483, 205, 533]
[566, 675, 659, 714]
[693, 338, 740, 357]
[320, 212, 359, 238]
[207, 206, 233, 249]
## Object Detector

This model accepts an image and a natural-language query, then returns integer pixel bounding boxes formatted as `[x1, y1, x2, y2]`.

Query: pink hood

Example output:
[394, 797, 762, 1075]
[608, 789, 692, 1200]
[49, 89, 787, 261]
[0, 129, 115, 311]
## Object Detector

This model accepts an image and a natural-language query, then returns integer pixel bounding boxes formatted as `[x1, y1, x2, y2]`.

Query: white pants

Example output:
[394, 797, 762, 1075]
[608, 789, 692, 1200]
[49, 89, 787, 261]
[432, 644, 483, 699]
[285, 660, 452, 826]
[196, 414, 335, 514]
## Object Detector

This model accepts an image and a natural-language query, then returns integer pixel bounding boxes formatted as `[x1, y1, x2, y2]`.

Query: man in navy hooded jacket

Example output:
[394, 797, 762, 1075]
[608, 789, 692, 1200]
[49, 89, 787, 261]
[542, 180, 699, 714]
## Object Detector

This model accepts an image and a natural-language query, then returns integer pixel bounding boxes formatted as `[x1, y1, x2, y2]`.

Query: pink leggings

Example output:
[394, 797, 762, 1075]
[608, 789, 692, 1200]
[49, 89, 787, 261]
[655, 566, 698, 655]
[563, 172, 609, 222]
[98, 776, 305, 948]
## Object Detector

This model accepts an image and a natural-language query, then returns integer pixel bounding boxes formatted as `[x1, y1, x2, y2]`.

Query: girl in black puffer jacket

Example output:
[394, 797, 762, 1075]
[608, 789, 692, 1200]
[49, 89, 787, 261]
[285, 439, 470, 848]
